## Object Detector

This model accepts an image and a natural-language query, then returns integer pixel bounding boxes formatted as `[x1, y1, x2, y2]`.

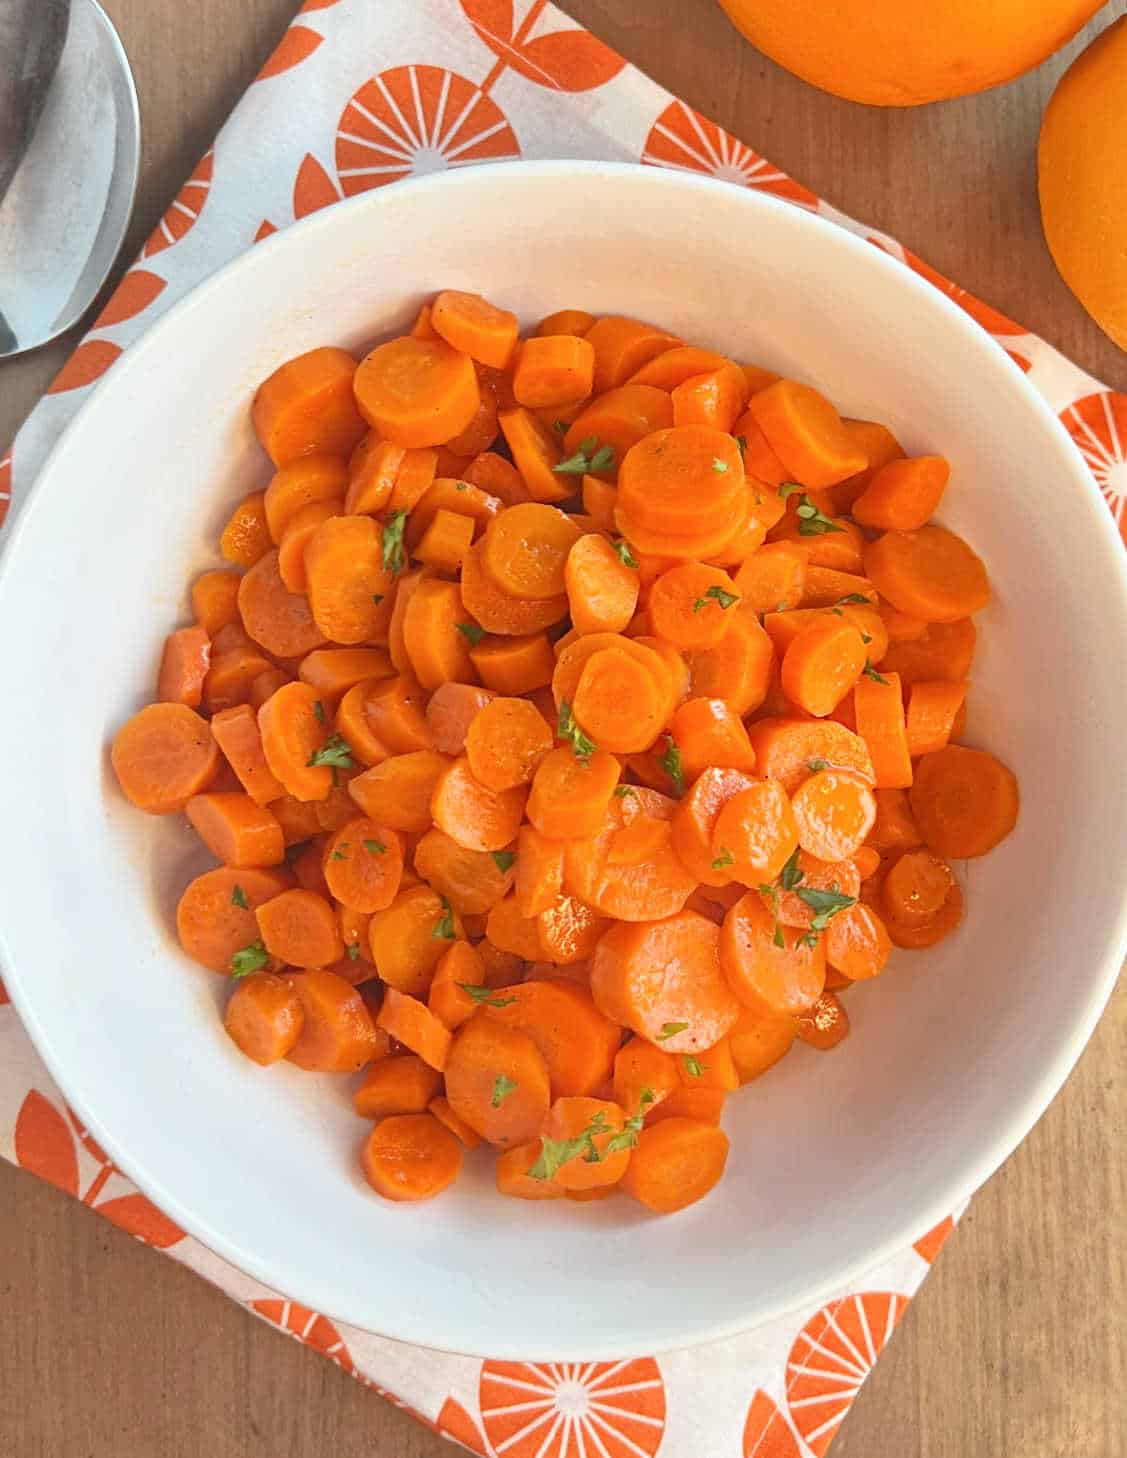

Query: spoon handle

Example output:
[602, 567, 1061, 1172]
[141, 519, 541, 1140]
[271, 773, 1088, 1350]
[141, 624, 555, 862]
[0, 0, 72, 205]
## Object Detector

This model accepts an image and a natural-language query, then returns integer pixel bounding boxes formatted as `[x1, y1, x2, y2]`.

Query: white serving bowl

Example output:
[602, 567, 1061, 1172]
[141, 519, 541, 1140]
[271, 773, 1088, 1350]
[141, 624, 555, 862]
[2, 162, 1125, 1359]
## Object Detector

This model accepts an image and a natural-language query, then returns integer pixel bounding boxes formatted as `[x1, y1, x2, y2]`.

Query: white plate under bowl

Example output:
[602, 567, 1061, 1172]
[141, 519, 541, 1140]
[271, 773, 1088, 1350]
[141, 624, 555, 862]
[2, 163, 1126, 1359]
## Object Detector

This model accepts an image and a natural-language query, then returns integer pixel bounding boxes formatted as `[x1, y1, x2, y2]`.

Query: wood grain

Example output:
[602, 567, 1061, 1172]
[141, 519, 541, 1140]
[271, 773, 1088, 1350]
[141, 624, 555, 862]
[1, 2, 1124, 1454]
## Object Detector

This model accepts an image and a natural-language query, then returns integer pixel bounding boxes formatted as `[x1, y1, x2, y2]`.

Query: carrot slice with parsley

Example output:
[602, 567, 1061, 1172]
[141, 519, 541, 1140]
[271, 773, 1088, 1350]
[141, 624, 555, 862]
[781, 616, 867, 718]
[461, 540, 569, 634]
[322, 816, 403, 913]
[617, 425, 744, 537]
[671, 766, 757, 886]
[720, 892, 826, 1017]
[444, 1015, 552, 1146]
[852, 455, 950, 531]
[176, 866, 292, 974]
[413, 828, 514, 915]
[369, 884, 463, 997]
[671, 364, 748, 434]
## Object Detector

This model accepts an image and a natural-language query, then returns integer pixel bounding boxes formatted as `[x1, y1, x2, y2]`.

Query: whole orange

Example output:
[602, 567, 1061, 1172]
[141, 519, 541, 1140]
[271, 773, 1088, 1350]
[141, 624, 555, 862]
[1039, 17, 1127, 351]
[717, 0, 1108, 106]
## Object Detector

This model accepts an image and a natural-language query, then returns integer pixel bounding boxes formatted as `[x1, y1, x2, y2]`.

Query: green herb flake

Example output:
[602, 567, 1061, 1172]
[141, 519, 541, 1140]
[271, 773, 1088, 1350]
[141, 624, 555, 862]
[458, 984, 517, 1009]
[554, 436, 614, 477]
[779, 846, 805, 892]
[230, 941, 269, 978]
[346, 942, 360, 961]
[806, 758, 829, 773]
[613, 539, 639, 569]
[372, 593, 384, 606]
[863, 660, 890, 685]
[796, 883, 858, 936]
[683, 1055, 704, 1079]
[492, 850, 516, 873]
[759, 883, 786, 949]
[794, 495, 844, 537]
[657, 1022, 689, 1042]
[307, 734, 355, 770]
[528, 1110, 611, 1180]
[331, 844, 349, 861]
[775, 599, 789, 613]
[557, 700, 597, 764]
[491, 1073, 518, 1109]
[837, 593, 871, 605]
[455, 481, 468, 492]
[712, 457, 729, 474]
[553, 419, 569, 435]
[736, 435, 748, 455]
[658, 735, 685, 798]
[456, 621, 486, 646]
[711, 848, 735, 870]
[313, 701, 325, 724]
[604, 1089, 655, 1154]
[432, 897, 456, 941]
[381, 510, 409, 573]
[779, 482, 804, 499]
[363, 839, 387, 856]
[831, 606, 845, 617]
[231, 884, 249, 910]
[613, 785, 636, 799]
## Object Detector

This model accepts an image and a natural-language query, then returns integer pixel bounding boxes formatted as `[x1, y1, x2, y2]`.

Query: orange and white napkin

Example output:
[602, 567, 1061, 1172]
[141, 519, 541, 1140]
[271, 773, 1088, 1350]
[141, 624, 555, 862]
[2, 3, 1123, 1454]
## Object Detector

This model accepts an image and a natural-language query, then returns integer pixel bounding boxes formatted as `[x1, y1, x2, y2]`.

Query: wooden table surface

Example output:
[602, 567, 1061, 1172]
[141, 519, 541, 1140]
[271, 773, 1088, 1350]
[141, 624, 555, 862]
[2, 2, 1125, 1454]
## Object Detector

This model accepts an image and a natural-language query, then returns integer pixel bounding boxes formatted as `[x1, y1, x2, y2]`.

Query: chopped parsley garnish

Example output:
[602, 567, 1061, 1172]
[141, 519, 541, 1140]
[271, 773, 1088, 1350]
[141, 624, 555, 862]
[346, 942, 360, 960]
[862, 660, 890, 684]
[432, 897, 456, 941]
[779, 846, 805, 892]
[712, 457, 729, 474]
[657, 1022, 689, 1041]
[456, 621, 486, 646]
[231, 884, 248, 909]
[711, 848, 734, 870]
[491, 1074, 518, 1109]
[683, 1055, 704, 1079]
[658, 736, 684, 797]
[613, 785, 636, 799]
[458, 984, 517, 1009]
[307, 734, 354, 769]
[313, 701, 325, 724]
[364, 839, 387, 856]
[794, 495, 844, 536]
[692, 584, 740, 613]
[492, 850, 515, 873]
[759, 883, 786, 948]
[230, 941, 269, 978]
[604, 1089, 655, 1154]
[381, 510, 408, 573]
[553, 436, 614, 476]
[529, 1109, 611, 1180]
[613, 539, 639, 568]
[557, 700, 596, 764]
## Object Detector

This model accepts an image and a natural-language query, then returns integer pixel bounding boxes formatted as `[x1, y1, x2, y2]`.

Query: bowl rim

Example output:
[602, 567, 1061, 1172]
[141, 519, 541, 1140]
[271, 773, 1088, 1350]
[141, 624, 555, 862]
[2, 159, 1126, 1359]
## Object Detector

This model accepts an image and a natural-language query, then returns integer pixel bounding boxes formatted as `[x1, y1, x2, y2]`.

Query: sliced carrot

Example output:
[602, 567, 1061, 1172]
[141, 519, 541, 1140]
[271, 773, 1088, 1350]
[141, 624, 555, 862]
[257, 680, 335, 801]
[563, 385, 675, 473]
[728, 1006, 797, 1083]
[224, 972, 304, 1065]
[682, 610, 774, 718]
[720, 892, 826, 1016]
[465, 697, 553, 792]
[711, 780, 799, 884]
[646, 1086, 726, 1125]
[348, 751, 452, 832]
[825, 419, 904, 514]
[209, 704, 283, 805]
[732, 542, 807, 615]
[484, 894, 543, 961]
[369, 884, 463, 996]
[186, 792, 285, 868]
[111, 703, 220, 814]
[343, 436, 405, 516]
[749, 379, 867, 488]
[741, 362, 781, 396]
[870, 787, 924, 851]
[748, 717, 874, 795]
[909, 745, 1018, 858]
[413, 827, 514, 914]
[424, 682, 496, 755]
[354, 1055, 442, 1117]
[495, 1142, 566, 1200]
[671, 364, 748, 434]
[274, 500, 340, 592]
[772, 851, 861, 928]
[285, 967, 380, 1072]
[884, 879, 965, 949]
[411, 509, 474, 575]
[428, 1096, 482, 1149]
[613, 1038, 680, 1115]
[360, 1113, 461, 1202]
[303, 514, 392, 645]
[428, 940, 486, 1030]
[536, 895, 609, 965]
[256, 888, 342, 968]
[823, 902, 891, 981]
[431, 756, 526, 853]
[780, 616, 867, 718]
[482, 503, 583, 602]
[361, 674, 435, 753]
[905, 680, 968, 758]
[377, 987, 452, 1071]
[865, 525, 990, 622]
[322, 817, 403, 913]
[562, 534, 638, 635]
[536, 308, 596, 338]
[853, 668, 913, 790]
[354, 335, 481, 449]
[614, 499, 749, 562]
[460, 540, 568, 635]
[790, 769, 876, 861]
[536, 1097, 631, 1191]
[201, 644, 275, 715]
[463, 448, 531, 506]
[799, 565, 878, 609]
[444, 1015, 551, 1145]
[585, 315, 681, 393]
[552, 631, 670, 719]
[156, 625, 211, 709]
[852, 455, 949, 531]
[621, 1117, 729, 1214]
[670, 765, 757, 886]
[796, 990, 850, 1051]
[220, 492, 273, 567]
[514, 825, 565, 918]
[648, 562, 741, 651]
[296, 649, 391, 707]
[735, 414, 790, 489]
[402, 577, 478, 691]
[513, 334, 595, 409]
[444, 384, 499, 459]
[572, 645, 667, 754]
[389, 447, 442, 514]
[628, 345, 728, 391]
[191, 569, 242, 635]
[617, 425, 744, 537]
[527, 746, 620, 839]
[238, 549, 326, 659]
[315, 771, 363, 832]
[485, 979, 619, 1098]
[878, 617, 976, 686]
[264, 454, 349, 543]
[590, 911, 740, 1052]
[467, 633, 555, 697]
[269, 794, 322, 846]
[770, 506, 865, 574]
[881, 848, 954, 926]
[252, 346, 366, 467]
[410, 303, 438, 341]
[431, 290, 518, 370]
[496, 407, 570, 504]
[671, 698, 755, 781]
[176, 866, 291, 974]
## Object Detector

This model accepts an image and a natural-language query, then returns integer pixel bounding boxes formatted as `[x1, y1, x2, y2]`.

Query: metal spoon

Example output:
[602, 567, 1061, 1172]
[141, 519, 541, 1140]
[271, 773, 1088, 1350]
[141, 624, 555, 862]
[0, 0, 140, 358]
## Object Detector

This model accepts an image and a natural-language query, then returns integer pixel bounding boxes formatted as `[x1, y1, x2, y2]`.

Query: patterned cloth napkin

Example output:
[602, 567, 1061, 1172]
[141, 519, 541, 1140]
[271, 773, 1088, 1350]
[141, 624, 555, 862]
[2, 3, 1123, 1454]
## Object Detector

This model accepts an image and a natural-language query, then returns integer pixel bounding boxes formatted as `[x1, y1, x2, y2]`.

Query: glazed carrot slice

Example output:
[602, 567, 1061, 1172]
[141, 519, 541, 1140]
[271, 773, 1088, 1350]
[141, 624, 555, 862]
[427, 940, 486, 1031]
[252, 346, 366, 467]
[648, 562, 741, 651]
[460, 540, 568, 635]
[513, 335, 595, 409]
[527, 746, 620, 839]
[584, 316, 681, 393]
[258, 681, 335, 801]
[495, 1142, 566, 1200]
[238, 549, 326, 659]
[780, 617, 867, 718]
[191, 569, 241, 635]
[617, 425, 744, 537]
[220, 492, 273, 567]
[186, 792, 285, 868]
[343, 436, 405, 516]
[865, 525, 990, 622]
[353, 336, 480, 449]
[721, 892, 826, 1016]
[564, 534, 639, 635]
[361, 674, 435, 753]
[485, 979, 619, 1098]
[614, 499, 749, 562]
[770, 507, 865, 574]
[711, 780, 799, 884]
[590, 911, 740, 1052]
[348, 751, 451, 832]
[884, 879, 965, 949]
[431, 290, 519, 370]
[646, 1082, 727, 1124]
[536, 894, 608, 965]
[909, 745, 1018, 858]
[672, 698, 756, 781]
[256, 888, 342, 968]
[627, 345, 728, 391]
[414, 509, 480, 575]
[878, 618, 976, 685]
[210, 704, 284, 805]
[879, 601, 929, 643]
[683, 610, 773, 718]
[402, 577, 478, 691]
[444, 385, 499, 460]
[581, 473, 618, 530]
[431, 756, 526, 853]
[405, 476, 498, 548]
[410, 304, 438, 340]
[484, 894, 543, 961]
[264, 454, 349, 543]
[201, 644, 276, 715]
[563, 384, 674, 472]
[156, 625, 211, 709]
[224, 972, 304, 1065]
[354, 1055, 442, 1117]
[798, 565, 877, 610]
[514, 825, 565, 919]
[551, 632, 671, 719]
[295, 651, 391, 710]
[853, 668, 913, 790]
[331, 682, 390, 769]
[870, 787, 922, 852]
[905, 680, 968, 757]
[469, 633, 555, 696]
[176, 866, 291, 973]
[482, 504, 583, 601]
[670, 766, 757, 886]
[377, 987, 452, 1072]
[771, 851, 861, 929]
[276, 499, 342, 593]
[465, 697, 553, 791]
[671, 364, 748, 434]
[322, 817, 403, 913]
[613, 1039, 680, 1115]
[463, 449, 531, 506]
[732, 542, 807, 615]
[881, 848, 954, 926]
[414, 828, 514, 914]
[425, 682, 496, 755]
[825, 419, 904, 514]
[572, 646, 667, 754]
[303, 514, 393, 645]
[790, 770, 876, 861]
[360, 1113, 461, 1202]
[749, 379, 867, 488]
[728, 1006, 797, 1083]
[535, 1097, 631, 1191]
[741, 362, 781, 396]
[535, 308, 596, 338]
[496, 408, 571, 504]
[621, 1117, 729, 1214]
[852, 455, 950, 531]
[636, 635, 690, 717]
[748, 717, 874, 794]
[428, 1096, 482, 1149]
[369, 884, 463, 996]
[796, 990, 850, 1051]
[388, 447, 442, 514]
[824, 902, 891, 981]
[444, 1016, 552, 1145]
[111, 703, 220, 814]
